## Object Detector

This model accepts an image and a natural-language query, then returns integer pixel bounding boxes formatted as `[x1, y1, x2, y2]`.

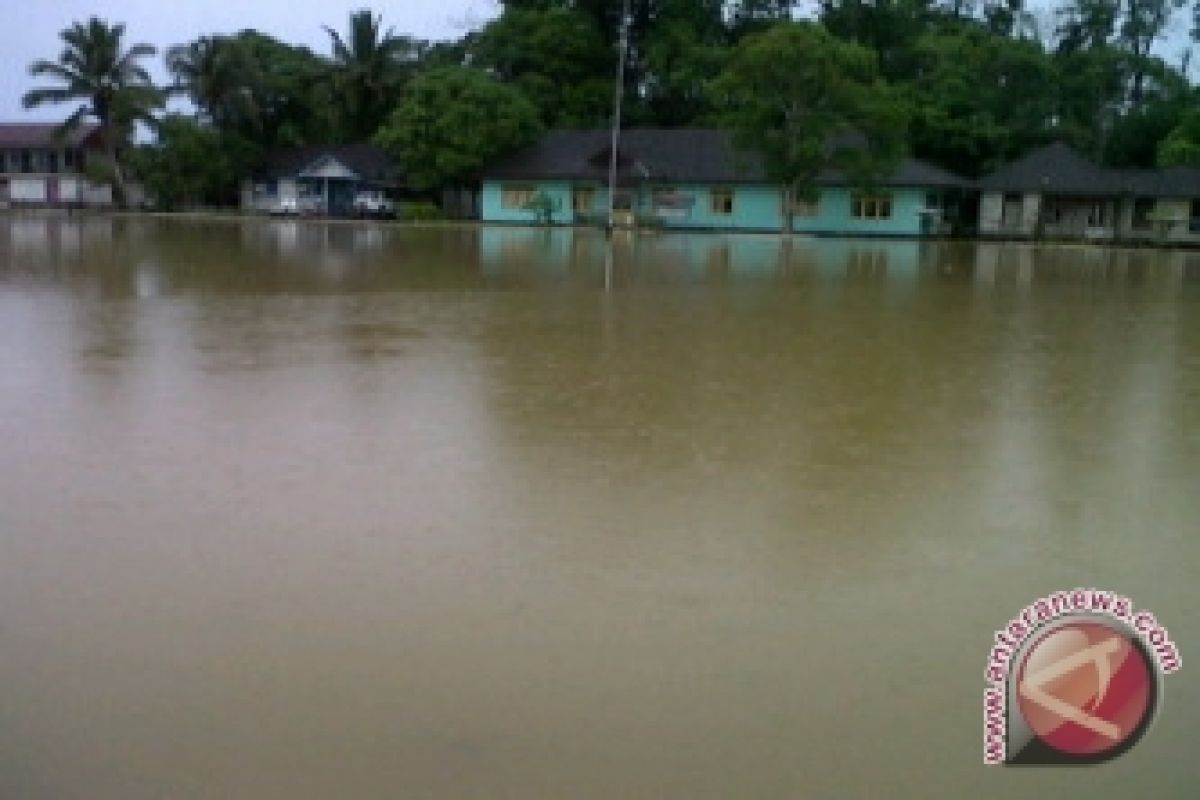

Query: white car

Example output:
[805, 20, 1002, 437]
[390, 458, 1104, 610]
[270, 197, 299, 216]
[352, 190, 396, 219]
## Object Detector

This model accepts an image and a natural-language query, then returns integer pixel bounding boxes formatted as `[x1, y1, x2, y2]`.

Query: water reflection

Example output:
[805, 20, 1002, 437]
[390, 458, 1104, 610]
[2, 218, 1200, 295]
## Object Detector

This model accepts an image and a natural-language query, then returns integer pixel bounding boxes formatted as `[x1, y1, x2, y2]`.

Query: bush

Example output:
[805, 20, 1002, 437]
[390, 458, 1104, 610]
[399, 201, 444, 221]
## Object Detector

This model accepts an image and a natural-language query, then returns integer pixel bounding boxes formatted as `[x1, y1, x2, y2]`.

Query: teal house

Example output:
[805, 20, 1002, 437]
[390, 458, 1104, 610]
[480, 128, 969, 236]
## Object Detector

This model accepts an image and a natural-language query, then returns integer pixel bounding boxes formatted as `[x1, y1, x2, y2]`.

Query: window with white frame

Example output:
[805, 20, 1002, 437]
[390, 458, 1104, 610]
[851, 193, 893, 220]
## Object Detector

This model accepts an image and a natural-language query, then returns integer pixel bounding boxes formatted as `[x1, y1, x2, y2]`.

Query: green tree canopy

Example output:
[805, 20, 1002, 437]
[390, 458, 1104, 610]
[711, 22, 908, 200]
[471, 6, 614, 127]
[127, 114, 240, 209]
[374, 66, 542, 190]
[906, 27, 1054, 175]
[1157, 106, 1200, 165]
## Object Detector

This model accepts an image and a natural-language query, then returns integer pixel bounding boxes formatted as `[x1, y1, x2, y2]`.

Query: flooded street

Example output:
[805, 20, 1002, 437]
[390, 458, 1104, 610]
[0, 217, 1197, 798]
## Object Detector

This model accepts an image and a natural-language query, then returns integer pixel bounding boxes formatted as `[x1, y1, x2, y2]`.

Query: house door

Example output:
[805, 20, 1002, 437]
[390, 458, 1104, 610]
[46, 178, 59, 204]
[1001, 193, 1023, 229]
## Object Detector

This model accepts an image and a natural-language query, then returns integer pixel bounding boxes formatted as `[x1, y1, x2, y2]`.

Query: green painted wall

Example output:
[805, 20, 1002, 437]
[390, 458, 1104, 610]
[481, 180, 935, 236]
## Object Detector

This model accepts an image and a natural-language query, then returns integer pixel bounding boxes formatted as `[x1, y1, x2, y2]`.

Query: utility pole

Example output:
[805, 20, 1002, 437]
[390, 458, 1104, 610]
[606, 0, 631, 234]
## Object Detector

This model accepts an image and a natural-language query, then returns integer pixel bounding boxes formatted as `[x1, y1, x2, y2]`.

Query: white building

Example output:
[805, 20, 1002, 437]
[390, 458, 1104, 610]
[0, 122, 114, 208]
[979, 142, 1200, 244]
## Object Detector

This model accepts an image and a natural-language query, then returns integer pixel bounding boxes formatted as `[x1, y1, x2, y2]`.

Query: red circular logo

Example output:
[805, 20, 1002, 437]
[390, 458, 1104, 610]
[1016, 619, 1155, 758]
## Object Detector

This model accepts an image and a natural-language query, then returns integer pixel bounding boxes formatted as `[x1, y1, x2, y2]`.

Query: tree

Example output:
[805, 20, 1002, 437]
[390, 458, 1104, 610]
[324, 9, 423, 140]
[818, 0, 935, 81]
[1119, 0, 1185, 102]
[711, 21, 908, 225]
[22, 17, 163, 205]
[374, 67, 542, 191]
[127, 115, 237, 209]
[166, 35, 259, 130]
[1157, 106, 1200, 165]
[220, 31, 339, 150]
[906, 28, 1055, 175]
[471, 6, 614, 127]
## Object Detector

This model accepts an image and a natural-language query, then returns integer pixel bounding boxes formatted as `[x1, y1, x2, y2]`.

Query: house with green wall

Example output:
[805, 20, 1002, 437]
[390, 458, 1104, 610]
[479, 128, 970, 236]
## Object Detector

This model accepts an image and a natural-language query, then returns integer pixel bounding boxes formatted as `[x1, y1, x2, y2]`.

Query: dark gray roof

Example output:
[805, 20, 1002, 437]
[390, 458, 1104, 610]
[0, 122, 101, 148]
[981, 142, 1200, 198]
[259, 143, 398, 184]
[1120, 166, 1200, 198]
[979, 142, 1118, 194]
[482, 128, 969, 188]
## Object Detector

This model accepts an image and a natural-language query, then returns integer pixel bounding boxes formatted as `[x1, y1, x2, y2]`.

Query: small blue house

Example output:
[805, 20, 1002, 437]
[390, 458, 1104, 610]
[480, 128, 969, 236]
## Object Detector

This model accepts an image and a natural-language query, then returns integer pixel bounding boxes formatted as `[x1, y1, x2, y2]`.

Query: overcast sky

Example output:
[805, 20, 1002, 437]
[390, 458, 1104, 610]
[1, 0, 502, 120]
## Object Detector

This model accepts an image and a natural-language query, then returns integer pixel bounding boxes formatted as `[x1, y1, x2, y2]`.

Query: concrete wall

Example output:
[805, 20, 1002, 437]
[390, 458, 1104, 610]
[791, 187, 928, 237]
[1, 176, 113, 206]
[10, 178, 47, 203]
[482, 180, 933, 236]
[979, 192, 1004, 234]
[481, 181, 575, 224]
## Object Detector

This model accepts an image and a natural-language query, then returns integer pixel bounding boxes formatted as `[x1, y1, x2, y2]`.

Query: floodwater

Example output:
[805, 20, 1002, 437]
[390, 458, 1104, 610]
[0, 217, 1197, 798]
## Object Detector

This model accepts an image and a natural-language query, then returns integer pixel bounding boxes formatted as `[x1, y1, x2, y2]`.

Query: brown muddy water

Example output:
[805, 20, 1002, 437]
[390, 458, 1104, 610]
[0, 217, 1197, 798]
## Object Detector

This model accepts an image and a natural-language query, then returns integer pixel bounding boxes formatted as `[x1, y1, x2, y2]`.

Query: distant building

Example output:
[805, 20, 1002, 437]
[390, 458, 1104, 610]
[0, 122, 114, 208]
[241, 144, 400, 217]
[479, 128, 971, 236]
[979, 142, 1200, 243]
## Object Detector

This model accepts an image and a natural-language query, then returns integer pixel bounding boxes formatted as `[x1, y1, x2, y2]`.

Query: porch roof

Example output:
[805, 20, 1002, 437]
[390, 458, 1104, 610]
[257, 144, 400, 186]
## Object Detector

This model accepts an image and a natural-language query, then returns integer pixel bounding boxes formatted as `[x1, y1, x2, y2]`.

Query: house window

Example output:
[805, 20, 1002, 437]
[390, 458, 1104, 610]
[1190, 199, 1200, 233]
[1132, 198, 1155, 231]
[501, 184, 537, 210]
[711, 187, 734, 215]
[46, 152, 58, 174]
[20, 150, 32, 173]
[651, 187, 680, 210]
[572, 187, 595, 213]
[851, 193, 893, 220]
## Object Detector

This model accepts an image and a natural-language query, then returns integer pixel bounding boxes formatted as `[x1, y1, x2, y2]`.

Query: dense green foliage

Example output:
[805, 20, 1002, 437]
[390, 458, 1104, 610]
[373, 67, 542, 190]
[25, 1, 1200, 208]
[126, 115, 240, 208]
[712, 23, 907, 199]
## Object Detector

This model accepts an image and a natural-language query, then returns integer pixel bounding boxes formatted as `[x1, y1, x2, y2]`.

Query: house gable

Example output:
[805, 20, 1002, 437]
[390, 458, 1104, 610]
[298, 155, 359, 181]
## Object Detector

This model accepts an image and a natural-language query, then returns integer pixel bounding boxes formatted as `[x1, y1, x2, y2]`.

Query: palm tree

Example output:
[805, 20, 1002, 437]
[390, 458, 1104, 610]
[324, 9, 422, 139]
[165, 35, 260, 131]
[23, 17, 163, 204]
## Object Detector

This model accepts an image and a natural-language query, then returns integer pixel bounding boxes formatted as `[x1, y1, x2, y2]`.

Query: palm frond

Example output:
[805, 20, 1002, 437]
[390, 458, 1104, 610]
[23, 87, 81, 108]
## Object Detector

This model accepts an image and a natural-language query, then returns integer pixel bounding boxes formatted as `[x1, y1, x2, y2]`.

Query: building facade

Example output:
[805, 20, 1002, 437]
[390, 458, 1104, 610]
[241, 144, 399, 217]
[0, 123, 113, 208]
[479, 129, 970, 236]
[979, 142, 1200, 243]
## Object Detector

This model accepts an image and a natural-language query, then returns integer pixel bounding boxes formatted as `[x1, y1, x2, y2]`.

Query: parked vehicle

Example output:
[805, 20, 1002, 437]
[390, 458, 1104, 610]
[270, 197, 299, 216]
[353, 190, 396, 219]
